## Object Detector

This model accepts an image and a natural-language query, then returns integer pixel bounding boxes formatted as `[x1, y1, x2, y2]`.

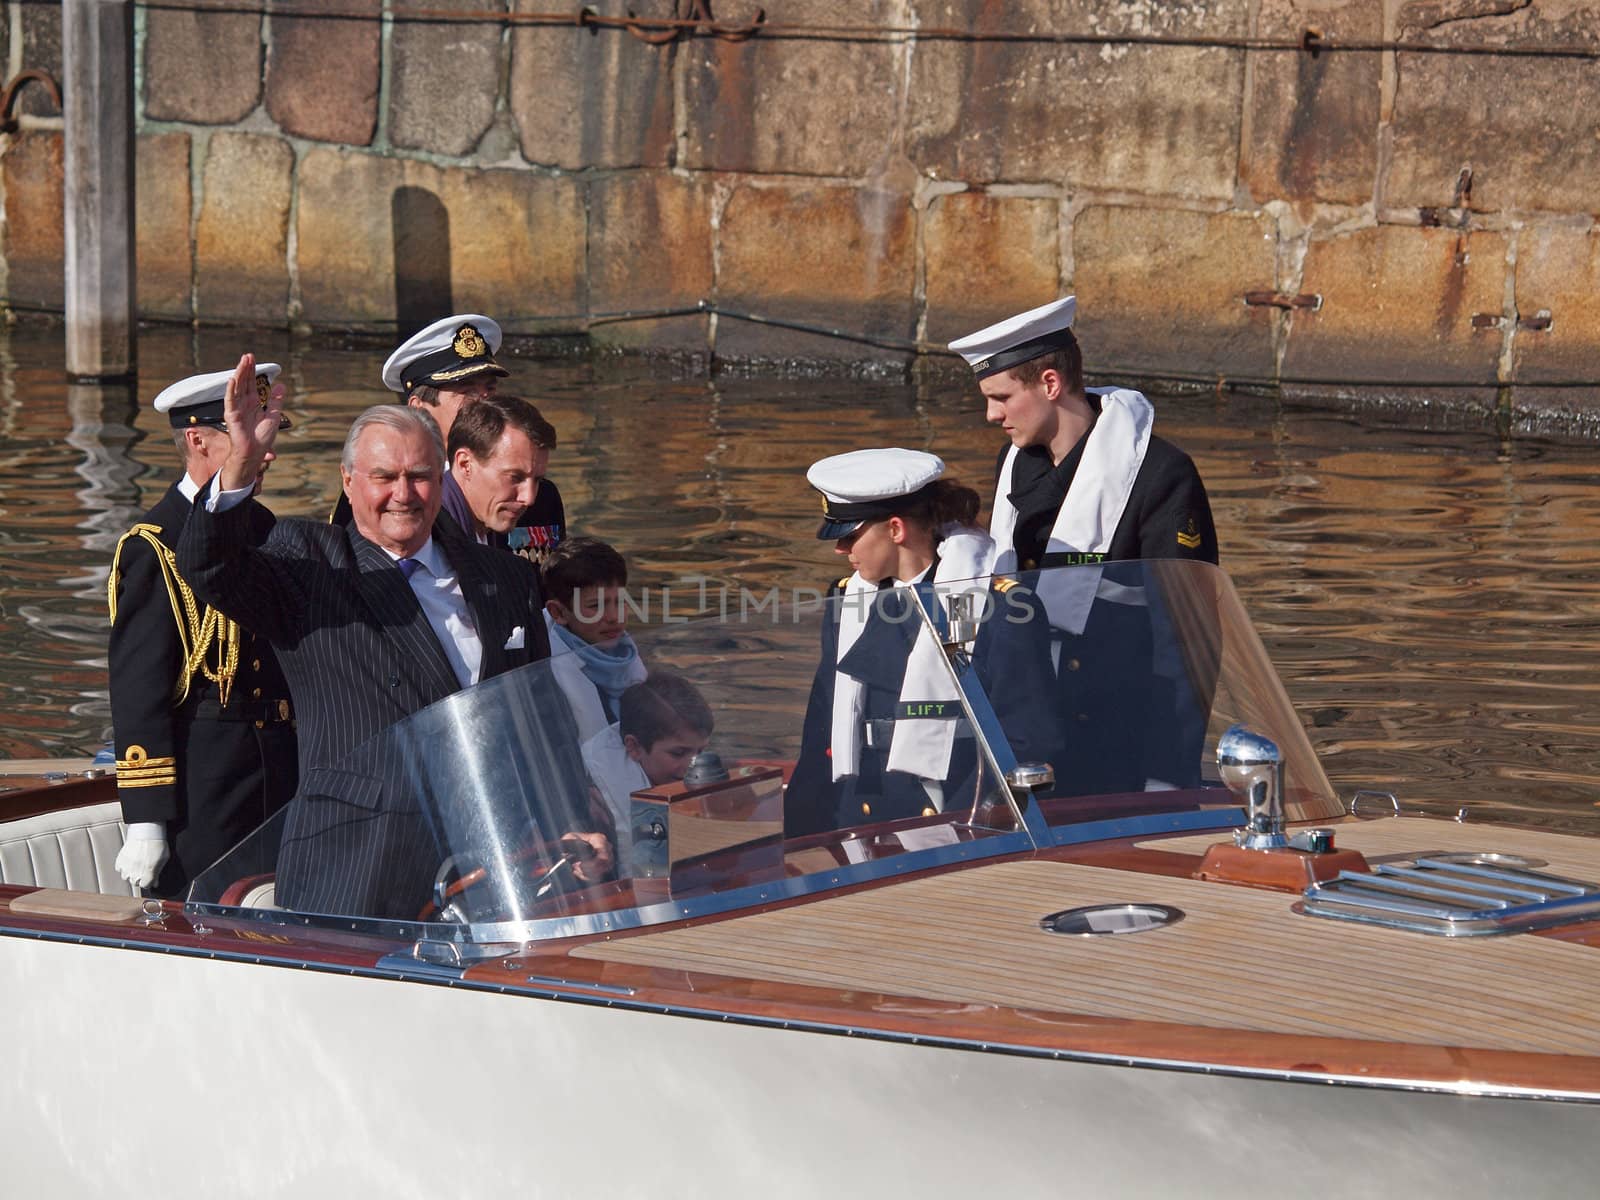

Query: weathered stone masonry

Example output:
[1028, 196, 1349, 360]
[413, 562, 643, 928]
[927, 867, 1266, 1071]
[1, 0, 1597, 416]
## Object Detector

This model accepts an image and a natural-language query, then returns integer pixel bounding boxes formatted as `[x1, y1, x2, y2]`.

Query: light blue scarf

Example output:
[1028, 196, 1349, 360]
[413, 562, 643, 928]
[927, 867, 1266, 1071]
[549, 621, 644, 721]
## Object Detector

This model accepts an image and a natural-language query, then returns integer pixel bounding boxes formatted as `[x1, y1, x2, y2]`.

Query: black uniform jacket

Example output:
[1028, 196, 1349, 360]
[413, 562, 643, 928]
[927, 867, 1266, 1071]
[785, 576, 1060, 837]
[108, 483, 298, 898]
[999, 430, 1218, 571]
[997, 414, 1220, 797]
[176, 493, 554, 920]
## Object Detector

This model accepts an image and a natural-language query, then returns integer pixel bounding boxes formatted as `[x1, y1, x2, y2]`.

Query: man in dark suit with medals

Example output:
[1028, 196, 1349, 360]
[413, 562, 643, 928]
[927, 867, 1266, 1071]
[178, 356, 610, 920]
[439, 393, 560, 553]
[108, 366, 298, 896]
[949, 298, 1220, 797]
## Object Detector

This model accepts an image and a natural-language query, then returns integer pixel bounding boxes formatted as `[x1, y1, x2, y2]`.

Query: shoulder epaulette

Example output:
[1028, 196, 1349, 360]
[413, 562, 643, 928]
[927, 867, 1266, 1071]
[993, 576, 1021, 593]
[837, 576, 852, 590]
[108, 523, 240, 707]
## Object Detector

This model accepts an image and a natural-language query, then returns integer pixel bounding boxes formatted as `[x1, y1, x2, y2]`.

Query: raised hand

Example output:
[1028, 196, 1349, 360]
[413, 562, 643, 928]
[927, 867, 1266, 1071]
[218, 353, 286, 491]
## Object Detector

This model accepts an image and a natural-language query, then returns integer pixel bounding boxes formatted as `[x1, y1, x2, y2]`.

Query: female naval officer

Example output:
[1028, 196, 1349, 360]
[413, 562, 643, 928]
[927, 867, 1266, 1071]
[784, 448, 1058, 837]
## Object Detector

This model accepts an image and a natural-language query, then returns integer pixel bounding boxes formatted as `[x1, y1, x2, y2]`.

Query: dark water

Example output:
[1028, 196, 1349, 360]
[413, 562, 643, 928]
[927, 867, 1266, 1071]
[2, 323, 1597, 829]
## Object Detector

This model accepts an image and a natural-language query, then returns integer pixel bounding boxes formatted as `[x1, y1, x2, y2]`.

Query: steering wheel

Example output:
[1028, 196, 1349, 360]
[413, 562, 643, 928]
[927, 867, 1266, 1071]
[421, 833, 606, 923]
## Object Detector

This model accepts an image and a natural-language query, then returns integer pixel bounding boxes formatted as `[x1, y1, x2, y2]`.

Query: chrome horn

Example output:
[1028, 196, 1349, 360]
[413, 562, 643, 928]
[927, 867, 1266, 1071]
[1217, 724, 1289, 850]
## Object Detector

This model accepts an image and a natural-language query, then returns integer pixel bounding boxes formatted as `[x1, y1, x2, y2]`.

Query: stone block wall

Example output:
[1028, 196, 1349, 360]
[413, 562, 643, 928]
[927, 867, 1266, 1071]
[2, 0, 1598, 412]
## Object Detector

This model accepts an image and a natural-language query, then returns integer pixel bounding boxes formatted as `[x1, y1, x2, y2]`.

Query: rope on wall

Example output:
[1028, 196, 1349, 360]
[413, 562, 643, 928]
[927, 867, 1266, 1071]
[14, 0, 1593, 61]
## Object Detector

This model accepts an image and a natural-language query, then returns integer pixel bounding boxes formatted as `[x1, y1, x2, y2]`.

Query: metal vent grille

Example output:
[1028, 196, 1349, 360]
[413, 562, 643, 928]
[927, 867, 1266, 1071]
[1300, 854, 1600, 937]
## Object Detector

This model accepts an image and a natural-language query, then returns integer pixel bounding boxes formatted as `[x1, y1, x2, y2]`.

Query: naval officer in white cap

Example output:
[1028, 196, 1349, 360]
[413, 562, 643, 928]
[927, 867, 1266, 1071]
[783, 448, 1059, 836]
[107, 364, 298, 897]
[948, 296, 1216, 573]
[382, 313, 509, 444]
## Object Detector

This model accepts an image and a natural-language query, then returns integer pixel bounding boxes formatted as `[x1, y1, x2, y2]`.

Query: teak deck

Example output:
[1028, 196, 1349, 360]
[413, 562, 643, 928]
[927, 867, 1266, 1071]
[576, 817, 1600, 1058]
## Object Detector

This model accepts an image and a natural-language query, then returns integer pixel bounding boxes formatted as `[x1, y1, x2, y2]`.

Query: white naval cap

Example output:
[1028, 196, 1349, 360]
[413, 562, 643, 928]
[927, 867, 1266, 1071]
[152, 363, 284, 429]
[947, 296, 1077, 379]
[381, 314, 509, 394]
[806, 447, 945, 540]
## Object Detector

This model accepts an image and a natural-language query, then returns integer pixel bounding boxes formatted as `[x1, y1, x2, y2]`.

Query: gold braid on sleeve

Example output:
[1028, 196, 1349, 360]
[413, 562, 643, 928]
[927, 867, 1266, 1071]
[108, 525, 240, 708]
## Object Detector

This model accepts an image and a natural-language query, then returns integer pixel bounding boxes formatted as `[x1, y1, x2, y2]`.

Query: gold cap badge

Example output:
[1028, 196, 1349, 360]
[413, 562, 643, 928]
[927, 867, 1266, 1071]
[453, 324, 488, 359]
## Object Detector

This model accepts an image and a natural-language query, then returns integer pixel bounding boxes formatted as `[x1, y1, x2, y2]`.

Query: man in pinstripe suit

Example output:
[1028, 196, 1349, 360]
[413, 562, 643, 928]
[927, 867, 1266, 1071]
[178, 355, 612, 919]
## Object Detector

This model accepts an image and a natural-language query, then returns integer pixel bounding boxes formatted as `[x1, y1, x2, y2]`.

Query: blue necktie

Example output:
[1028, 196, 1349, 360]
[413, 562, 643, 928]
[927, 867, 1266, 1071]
[396, 557, 422, 581]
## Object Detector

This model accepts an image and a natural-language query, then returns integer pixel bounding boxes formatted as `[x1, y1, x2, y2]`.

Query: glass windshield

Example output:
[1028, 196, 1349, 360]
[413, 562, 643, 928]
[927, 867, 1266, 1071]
[189, 559, 1335, 941]
[991, 560, 1338, 831]
[190, 578, 1025, 933]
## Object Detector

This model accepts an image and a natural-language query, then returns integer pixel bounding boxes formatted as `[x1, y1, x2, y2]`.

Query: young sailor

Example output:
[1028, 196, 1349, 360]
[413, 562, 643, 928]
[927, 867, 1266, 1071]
[582, 673, 714, 876]
[950, 297, 1219, 795]
[948, 295, 1217, 572]
[785, 448, 1056, 836]
[541, 537, 648, 743]
[107, 366, 299, 896]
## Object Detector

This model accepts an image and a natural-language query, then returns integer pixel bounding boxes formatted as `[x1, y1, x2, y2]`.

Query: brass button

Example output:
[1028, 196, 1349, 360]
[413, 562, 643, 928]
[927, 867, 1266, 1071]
[1066, 658, 1080, 671]
[921, 806, 935, 817]
[1022, 558, 1037, 571]
[860, 802, 871, 816]
[251, 658, 261, 671]
[250, 687, 262, 699]
[253, 719, 265, 729]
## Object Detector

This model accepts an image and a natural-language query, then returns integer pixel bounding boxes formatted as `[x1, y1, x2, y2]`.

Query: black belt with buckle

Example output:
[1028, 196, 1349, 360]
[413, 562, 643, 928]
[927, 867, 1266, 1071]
[193, 698, 294, 724]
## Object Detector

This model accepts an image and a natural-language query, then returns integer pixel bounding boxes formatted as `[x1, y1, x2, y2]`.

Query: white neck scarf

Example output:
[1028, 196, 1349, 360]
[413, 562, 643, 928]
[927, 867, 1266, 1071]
[828, 528, 996, 793]
[828, 571, 877, 782]
[987, 388, 1153, 633]
[883, 529, 993, 795]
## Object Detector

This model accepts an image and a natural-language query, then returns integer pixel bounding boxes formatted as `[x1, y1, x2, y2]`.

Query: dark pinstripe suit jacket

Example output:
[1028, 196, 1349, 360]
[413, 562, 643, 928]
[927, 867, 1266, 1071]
[176, 495, 552, 919]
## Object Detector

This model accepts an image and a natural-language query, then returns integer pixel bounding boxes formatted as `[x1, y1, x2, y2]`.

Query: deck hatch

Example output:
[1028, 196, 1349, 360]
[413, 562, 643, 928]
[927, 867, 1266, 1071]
[1300, 855, 1600, 936]
[1038, 903, 1185, 936]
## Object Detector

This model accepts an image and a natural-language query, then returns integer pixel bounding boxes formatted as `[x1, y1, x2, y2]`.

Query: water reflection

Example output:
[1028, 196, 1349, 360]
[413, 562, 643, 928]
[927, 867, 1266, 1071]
[1, 323, 1596, 827]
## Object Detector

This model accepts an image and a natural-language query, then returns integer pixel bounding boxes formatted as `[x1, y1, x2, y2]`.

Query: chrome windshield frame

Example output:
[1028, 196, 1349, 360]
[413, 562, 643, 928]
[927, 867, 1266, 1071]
[185, 825, 1042, 948]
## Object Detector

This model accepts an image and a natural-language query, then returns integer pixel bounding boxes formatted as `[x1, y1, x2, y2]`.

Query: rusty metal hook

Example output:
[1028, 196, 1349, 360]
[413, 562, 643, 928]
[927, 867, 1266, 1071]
[0, 70, 62, 133]
[622, 0, 766, 46]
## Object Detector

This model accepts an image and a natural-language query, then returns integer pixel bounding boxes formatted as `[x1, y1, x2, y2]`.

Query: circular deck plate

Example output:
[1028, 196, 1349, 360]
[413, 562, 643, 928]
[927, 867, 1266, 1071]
[1428, 852, 1548, 869]
[1038, 903, 1185, 936]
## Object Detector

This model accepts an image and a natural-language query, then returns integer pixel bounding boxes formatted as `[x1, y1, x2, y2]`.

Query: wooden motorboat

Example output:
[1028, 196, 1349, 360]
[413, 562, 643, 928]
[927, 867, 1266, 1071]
[1, 560, 1596, 1197]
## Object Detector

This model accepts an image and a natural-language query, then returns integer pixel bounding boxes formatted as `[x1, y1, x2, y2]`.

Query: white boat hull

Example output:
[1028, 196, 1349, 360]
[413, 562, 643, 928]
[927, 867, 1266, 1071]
[5, 936, 1596, 1198]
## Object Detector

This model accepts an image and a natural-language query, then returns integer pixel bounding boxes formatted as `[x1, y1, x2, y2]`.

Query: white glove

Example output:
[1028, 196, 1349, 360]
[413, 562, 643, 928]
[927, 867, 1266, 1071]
[116, 822, 170, 889]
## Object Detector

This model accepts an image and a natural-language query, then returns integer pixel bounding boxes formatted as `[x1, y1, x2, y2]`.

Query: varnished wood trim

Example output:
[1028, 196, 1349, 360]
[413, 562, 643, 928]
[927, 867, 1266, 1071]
[0, 775, 116, 822]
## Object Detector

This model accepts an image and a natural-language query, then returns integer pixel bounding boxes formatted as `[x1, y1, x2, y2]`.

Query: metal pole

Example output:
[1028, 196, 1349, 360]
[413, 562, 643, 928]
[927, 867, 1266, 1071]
[63, 0, 136, 382]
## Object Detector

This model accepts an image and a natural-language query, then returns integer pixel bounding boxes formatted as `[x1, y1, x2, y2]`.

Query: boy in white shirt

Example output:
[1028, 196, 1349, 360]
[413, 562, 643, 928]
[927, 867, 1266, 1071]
[582, 673, 714, 876]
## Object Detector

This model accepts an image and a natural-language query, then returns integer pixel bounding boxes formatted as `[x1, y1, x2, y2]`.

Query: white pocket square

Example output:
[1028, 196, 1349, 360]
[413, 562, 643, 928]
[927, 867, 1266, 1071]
[503, 626, 525, 650]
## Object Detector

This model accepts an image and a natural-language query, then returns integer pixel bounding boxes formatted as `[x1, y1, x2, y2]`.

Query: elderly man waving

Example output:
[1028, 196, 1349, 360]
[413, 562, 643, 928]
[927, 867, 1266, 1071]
[177, 354, 610, 919]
